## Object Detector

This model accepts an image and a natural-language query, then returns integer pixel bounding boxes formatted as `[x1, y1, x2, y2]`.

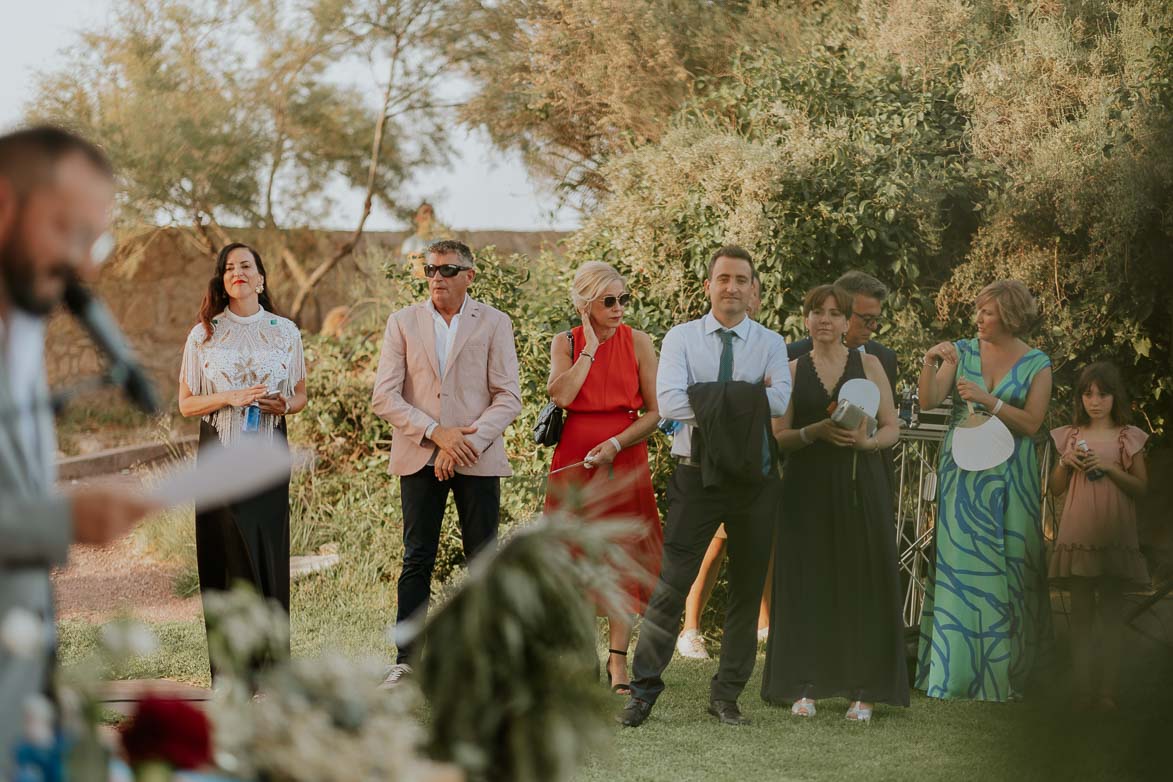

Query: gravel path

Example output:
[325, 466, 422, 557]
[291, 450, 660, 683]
[51, 473, 203, 624]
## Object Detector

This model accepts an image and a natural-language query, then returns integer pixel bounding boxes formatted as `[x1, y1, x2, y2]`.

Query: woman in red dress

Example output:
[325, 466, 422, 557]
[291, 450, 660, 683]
[546, 261, 663, 694]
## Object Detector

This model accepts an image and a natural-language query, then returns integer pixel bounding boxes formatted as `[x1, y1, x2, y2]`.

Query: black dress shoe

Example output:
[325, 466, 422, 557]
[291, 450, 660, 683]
[708, 699, 750, 726]
[616, 696, 653, 727]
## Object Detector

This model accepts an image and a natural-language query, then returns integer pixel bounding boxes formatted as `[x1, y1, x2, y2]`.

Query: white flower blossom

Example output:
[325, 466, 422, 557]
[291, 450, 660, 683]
[1, 608, 44, 659]
[99, 619, 159, 658]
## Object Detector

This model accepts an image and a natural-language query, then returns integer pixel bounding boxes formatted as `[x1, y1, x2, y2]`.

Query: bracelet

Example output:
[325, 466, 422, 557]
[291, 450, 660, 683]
[992, 399, 1004, 415]
[608, 436, 622, 453]
[580, 352, 595, 362]
[922, 357, 936, 368]
[798, 426, 812, 445]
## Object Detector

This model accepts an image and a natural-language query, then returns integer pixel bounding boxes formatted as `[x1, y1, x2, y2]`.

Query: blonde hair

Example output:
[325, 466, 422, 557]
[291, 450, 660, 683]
[976, 279, 1038, 337]
[571, 261, 625, 311]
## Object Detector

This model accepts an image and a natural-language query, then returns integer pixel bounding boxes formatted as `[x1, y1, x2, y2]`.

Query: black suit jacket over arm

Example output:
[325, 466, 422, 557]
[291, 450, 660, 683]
[687, 380, 771, 489]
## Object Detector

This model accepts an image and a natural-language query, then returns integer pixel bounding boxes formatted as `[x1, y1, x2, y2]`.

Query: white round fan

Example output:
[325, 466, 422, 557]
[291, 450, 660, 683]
[838, 378, 880, 418]
[951, 401, 1014, 471]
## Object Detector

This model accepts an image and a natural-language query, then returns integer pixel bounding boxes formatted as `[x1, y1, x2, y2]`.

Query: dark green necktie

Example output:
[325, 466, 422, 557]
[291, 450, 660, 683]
[718, 329, 735, 382]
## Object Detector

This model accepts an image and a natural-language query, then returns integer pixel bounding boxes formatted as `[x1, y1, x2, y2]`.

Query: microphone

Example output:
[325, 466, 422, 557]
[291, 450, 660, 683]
[62, 276, 161, 415]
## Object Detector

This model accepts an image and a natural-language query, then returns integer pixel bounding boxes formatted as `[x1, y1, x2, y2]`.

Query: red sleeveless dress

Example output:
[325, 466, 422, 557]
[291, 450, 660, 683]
[544, 324, 663, 612]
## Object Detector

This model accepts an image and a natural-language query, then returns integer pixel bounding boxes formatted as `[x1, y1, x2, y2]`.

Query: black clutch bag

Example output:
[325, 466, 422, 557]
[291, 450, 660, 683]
[533, 331, 574, 446]
[533, 399, 564, 446]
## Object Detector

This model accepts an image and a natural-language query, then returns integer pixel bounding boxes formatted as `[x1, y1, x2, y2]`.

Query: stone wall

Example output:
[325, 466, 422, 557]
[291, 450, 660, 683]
[45, 227, 567, 403]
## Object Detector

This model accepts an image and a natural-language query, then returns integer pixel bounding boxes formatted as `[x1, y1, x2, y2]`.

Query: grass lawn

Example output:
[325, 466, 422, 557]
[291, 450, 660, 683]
[58, 466, 1171, 781]
[59, 589, 1171, 782]
[579, 655, 1169, 782]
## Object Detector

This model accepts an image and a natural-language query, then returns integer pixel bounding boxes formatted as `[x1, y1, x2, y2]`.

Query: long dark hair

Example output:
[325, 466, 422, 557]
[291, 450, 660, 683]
[198, 242, 280, 343]
[1073, 361, 1132, 427]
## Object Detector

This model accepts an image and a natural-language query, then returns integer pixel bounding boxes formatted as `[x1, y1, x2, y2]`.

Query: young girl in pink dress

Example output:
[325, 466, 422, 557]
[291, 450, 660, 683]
[1049, 361, 1150, 711]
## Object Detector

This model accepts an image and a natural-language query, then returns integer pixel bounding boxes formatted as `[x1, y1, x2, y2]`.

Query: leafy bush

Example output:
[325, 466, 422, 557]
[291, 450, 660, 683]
[566, 3, 1173, 438]
[568, 43, 990, 394]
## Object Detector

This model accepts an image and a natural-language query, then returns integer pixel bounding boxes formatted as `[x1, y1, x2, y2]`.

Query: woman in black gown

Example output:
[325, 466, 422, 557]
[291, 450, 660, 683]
[177, 243, 307, 679]
[761, 284, 908, 721]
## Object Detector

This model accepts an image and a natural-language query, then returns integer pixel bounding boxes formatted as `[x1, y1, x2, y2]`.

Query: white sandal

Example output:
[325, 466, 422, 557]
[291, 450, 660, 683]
[845, 701, 873, 722]
[791, 697, 816, 717]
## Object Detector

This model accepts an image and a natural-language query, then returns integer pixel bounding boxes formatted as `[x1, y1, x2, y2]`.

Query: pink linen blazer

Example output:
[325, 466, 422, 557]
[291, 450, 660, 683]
[372, 297, 522, 477]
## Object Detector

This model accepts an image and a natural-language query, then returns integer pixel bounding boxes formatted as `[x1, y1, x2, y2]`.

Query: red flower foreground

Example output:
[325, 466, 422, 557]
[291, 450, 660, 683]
[121, 695, 213, 770]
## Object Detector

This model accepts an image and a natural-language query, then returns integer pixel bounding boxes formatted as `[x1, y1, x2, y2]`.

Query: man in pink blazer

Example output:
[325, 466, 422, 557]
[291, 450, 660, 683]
[372, 239, 522, 684]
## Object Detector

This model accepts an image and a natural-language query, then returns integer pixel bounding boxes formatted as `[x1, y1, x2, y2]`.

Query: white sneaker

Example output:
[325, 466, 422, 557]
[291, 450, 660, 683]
[378, 663, 413, 689]
[676, 629, 710, 659]
[757, 627, 770, 643]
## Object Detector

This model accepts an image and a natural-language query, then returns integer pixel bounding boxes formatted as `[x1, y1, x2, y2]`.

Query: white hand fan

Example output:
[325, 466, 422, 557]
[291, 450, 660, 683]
[950, 401, 1014, 471]
[838, 378, 880, 418]
[836, 378, 880, 436]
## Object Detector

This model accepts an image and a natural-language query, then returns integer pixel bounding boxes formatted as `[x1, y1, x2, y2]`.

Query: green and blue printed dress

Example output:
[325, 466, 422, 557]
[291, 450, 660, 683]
[916, 338, 1052, 702]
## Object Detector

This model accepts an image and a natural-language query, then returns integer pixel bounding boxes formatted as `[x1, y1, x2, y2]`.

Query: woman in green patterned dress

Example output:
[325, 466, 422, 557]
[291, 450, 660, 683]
[916, 280, 1053, 701]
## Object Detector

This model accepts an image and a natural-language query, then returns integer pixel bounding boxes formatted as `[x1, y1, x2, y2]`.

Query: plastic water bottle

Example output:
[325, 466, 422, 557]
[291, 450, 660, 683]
[658, 418, 681, 436]
[242, 402, 262, 434]
[1076, 439, 1104, 481]
[898, 386, 914, 427]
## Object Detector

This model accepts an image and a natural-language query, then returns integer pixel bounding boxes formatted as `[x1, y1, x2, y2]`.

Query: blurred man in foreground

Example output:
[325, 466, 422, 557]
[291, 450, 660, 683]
[0, 126, 157, 764]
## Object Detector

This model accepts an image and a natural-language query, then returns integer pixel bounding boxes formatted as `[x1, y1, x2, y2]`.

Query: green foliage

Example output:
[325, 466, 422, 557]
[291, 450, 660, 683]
[419, 517, 623, 782]
[937, 1, 1173, 435]
[452, 0, 808, 198]
[564, 1, 1173, 437]
[570, 42, 990, 391]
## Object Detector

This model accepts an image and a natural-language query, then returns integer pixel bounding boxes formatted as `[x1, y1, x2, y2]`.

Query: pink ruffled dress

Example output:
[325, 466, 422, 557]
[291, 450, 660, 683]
[1048, 425, 1150, 585]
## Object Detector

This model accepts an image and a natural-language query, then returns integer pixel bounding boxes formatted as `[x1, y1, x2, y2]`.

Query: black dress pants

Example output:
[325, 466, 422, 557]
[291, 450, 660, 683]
[395, 466, 500, 663]
[630, 464, 778, 705]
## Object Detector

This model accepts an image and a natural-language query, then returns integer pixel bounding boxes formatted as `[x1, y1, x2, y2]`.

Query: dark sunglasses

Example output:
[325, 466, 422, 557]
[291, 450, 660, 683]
[424, 263, 473, 278]
[854, 313, 884, 330]
[599, 293, 632, 308]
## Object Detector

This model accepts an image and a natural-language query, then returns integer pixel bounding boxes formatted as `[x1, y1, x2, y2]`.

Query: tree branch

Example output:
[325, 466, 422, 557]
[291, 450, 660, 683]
[290, 32, 403, 322]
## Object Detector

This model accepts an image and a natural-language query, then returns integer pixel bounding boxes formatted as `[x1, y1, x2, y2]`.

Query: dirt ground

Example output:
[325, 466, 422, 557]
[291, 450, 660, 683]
[51, 473, 202, 623]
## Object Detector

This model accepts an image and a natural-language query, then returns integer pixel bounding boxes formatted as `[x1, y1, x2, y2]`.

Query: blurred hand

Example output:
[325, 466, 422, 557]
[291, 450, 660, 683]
[1060, 450, 1087, 471]
[924, 342, 958, 366]
[225, 385, 268, 408]
[434, 451, 458, 481]
[816, 419, 856, 448]
[584, 439, 619, 468]
[579, 307, 600, 355]
[431, 425, 480, 465]
[256, 394, 289, 416]
[69, 487, 158, 545]
[956, 378, 995, 408]
[1081, 450, 1115, 477]
[848, 420, 872, 450]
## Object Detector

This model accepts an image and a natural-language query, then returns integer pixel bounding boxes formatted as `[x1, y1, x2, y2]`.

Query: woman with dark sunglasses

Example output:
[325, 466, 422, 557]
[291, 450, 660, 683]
[545, 261, 663, 695]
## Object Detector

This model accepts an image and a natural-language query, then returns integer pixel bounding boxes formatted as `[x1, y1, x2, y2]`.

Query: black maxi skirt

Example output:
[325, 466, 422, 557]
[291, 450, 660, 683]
[195, 419, 291, 680]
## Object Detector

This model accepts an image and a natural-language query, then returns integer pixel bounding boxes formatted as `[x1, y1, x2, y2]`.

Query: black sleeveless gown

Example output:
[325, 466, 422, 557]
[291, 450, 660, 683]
[761, 349, 909, 706]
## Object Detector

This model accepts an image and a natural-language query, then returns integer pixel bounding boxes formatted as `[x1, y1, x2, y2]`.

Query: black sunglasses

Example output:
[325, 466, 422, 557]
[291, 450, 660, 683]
[599, 293, 632, 308]
[854, 313, 884, 330]
[424, 263, 473, 278]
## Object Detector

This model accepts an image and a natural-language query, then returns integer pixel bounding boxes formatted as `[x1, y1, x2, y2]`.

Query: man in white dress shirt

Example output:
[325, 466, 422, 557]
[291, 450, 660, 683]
[619, 246, 790, 728]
